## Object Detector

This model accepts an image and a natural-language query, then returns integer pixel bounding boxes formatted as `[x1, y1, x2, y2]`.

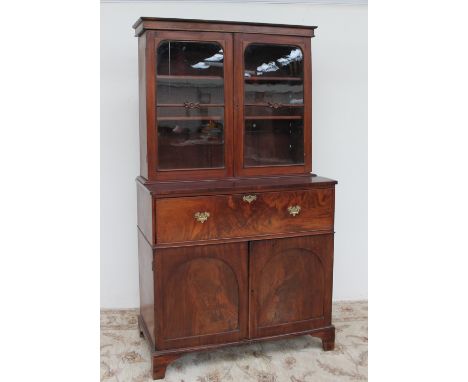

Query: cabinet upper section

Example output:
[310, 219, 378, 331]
[134, 18, 317, 181]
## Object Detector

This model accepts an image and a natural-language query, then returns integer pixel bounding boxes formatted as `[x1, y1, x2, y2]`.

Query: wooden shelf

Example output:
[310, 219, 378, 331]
[157, 75, 223, 81]
[157, 104, 224, 108]
[161, 141, 224, 147]
[244, 103, 304, 108]
[245, 116, 303, 120]
[158, 116, 223, 121]
[244, 76, 302, 81]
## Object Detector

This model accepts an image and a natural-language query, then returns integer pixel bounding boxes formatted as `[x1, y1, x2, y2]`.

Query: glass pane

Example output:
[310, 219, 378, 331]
[244, 44, 303, 79]
[245, 79, 303, 105]
[245, 105, 303, 117]
[157, 41, 224, 77]
[156, 40, 226, 171]
[244, 119, 304, 166]
[244, 43, 305, 168]
[157, 77, 224, 105]
[157, 107, 224, 119]
[158, 118, 224, 170]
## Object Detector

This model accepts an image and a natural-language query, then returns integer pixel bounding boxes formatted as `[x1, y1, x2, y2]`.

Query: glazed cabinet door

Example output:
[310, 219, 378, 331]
[155, 242, 248, 349]
[234, 33, 312, 176]
[249, 235, 333, 338]
[148, 30, 234, 180]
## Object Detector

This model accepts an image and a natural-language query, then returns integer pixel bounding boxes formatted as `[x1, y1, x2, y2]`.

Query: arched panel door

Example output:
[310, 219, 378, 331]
[156, 242, 248, 350]
[249, 234, 334, 338]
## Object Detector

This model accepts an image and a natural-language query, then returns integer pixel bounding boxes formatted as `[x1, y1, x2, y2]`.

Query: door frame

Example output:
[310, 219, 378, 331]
[233, 33, 312, 177]
[148, 30, 234, 181]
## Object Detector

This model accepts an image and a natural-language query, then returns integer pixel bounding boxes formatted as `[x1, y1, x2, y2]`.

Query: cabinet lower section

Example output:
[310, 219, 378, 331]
[138, 231, 335, 380]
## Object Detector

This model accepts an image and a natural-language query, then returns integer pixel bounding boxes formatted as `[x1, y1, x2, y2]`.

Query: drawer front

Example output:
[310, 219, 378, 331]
[155, 188, 334, 244]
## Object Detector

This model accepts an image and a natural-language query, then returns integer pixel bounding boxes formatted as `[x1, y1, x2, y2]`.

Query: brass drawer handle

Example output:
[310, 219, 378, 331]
[194, 211, 210, 223]
[287, 205, 301, 217]
[242, 194, 257, 204]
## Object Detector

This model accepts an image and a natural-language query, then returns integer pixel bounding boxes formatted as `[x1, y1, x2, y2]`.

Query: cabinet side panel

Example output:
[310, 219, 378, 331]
[137, 181, 153, 244]
[138, 230, 155, 345]
[138, 34, 148, 179]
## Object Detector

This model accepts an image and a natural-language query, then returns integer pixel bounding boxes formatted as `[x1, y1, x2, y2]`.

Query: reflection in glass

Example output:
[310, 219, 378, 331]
[158, 119, 224, 170]
[244, 106, 303, 117]
[243, 43, 305, 168]
[244, 44, 303, 78]
[156, 40, 226, 171]
[157, 78, 224, 105]
[245, 80, 303, 105]
[244, 120, 304, 166]
[157, 41, 224, 77]
[157, 107, 224, 119]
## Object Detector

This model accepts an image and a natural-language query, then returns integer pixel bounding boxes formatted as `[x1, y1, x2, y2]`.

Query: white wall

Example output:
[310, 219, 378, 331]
[101, 1, 367, 308]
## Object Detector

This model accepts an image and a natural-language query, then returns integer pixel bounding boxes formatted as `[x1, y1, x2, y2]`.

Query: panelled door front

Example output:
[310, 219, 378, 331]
[234, 33, 312, 177]
[249, 235, 334, 338]
[156, 242, 248, 350]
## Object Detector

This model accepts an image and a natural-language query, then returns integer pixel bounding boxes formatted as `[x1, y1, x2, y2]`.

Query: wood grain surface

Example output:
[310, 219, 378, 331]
[155, 242, 248, 350]
[155, 188, 334, 244]
[250, 235, 334, 338]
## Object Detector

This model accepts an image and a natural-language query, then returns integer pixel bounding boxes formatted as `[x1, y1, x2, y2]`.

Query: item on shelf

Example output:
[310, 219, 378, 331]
[172, 125, 184, 134]
[191, 62, 210, 69]
[277, 48, 303, 66]
[204, 49, 224, 62]
[256, 61, 280, 75]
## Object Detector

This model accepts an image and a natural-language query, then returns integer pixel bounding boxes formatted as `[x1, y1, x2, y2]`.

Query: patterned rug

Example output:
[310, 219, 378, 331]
[101, 301, 367, 382]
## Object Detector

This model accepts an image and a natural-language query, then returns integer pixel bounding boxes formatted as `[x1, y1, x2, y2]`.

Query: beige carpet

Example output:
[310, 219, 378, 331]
[101, 301, 367, 382]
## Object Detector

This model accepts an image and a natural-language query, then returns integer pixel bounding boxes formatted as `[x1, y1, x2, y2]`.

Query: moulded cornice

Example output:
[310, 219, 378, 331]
[101, 0, 367, 5]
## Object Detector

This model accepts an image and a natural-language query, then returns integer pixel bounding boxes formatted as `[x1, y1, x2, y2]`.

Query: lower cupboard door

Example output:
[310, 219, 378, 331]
[155, 242, 248, 350]
[249, 235, 334, 338]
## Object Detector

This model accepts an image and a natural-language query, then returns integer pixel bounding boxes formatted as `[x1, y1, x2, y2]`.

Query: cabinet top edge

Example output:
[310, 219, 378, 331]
[136, 174, 337, 197]
[133, 17, 317, 37]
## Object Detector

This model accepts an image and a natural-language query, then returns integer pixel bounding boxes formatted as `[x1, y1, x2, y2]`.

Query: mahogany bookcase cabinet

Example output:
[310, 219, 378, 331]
[133, 17, 337, 380]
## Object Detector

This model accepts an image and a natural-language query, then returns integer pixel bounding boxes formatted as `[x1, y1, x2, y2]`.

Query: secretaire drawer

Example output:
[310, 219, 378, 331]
[155, 188, 334, 244]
